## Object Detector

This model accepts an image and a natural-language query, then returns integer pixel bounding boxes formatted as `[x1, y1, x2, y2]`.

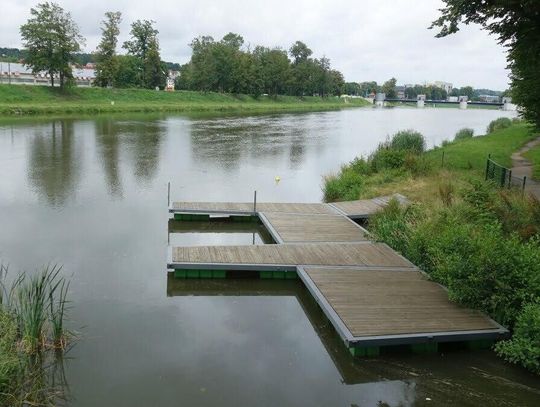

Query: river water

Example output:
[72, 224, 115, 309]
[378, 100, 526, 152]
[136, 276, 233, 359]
[1, 107, 539, 406]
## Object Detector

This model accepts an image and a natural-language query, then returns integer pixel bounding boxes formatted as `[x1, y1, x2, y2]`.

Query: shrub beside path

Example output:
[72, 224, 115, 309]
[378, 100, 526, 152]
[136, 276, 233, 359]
[511, 136, 540, 199]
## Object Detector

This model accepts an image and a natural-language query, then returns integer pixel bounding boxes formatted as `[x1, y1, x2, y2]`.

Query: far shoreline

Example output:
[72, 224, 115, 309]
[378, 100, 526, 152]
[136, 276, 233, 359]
[0, 84, 372, 118]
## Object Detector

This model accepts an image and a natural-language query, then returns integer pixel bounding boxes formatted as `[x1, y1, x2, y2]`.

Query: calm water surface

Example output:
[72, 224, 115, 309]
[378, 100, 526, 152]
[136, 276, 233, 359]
[1, 108, 539, 406]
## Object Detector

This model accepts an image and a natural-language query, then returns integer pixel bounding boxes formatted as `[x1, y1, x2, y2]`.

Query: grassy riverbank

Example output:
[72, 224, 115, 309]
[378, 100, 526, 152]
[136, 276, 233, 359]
[0, 85, 370, 116]
[324, 121, 540, 374]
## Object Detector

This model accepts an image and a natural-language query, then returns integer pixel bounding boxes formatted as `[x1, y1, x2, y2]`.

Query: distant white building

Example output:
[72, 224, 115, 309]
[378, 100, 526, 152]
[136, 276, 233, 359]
[432, 81, 453, 93]
[0, 62, 96, 87]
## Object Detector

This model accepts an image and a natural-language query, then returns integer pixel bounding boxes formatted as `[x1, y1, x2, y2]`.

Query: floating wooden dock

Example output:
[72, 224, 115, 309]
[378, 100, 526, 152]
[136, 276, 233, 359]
[167, 195, 507, 353]
[170, 194, 408, 219]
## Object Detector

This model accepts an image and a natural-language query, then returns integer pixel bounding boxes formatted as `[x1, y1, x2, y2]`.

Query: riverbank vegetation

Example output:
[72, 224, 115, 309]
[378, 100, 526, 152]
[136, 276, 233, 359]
[323, 121, 540, 373]
[0, 84, 369, 116]
[0, 265, 72, 405]
[524, 143, 540, 179]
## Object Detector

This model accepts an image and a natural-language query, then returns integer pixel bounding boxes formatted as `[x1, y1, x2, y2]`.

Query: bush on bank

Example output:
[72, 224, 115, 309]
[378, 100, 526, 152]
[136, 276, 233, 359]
[487, 117, 512, 134]
[454, 128, 474, 141]
[369, 183, 540, 374]
[495, 303, 540, 374]
[323, 130, 429, 201]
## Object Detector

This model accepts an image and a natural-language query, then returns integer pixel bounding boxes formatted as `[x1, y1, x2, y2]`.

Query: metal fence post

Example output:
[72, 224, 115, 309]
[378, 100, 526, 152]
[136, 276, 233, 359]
[522, 176, 527, 194]
[508, 170, 512, 189]
[500, 168, 506, 188]
[485, 154, 491, 181]
[253, 190, 257, 213]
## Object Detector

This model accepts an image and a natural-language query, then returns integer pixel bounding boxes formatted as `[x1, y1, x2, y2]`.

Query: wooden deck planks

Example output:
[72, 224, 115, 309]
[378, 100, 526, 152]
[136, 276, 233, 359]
[171, 242, 415, 268]
[302, 268, 499, 337]
[171, 201, 338, 215]
[261, 212, 367, 243]
[331, 194, 409, 218]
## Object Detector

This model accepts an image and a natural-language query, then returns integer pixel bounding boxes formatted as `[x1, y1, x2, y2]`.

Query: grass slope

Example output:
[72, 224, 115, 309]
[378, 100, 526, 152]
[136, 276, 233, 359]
[336, 122, 535, 204]
[0, 85, 370, 116]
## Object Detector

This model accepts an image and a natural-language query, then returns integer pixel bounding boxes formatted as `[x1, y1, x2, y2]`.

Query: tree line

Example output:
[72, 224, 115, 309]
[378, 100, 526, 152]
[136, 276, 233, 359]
[15, 2, 345, 96]
[175, 34, 344, 97]
[344, 79, 506, 102]
[17, 3, 166, 89]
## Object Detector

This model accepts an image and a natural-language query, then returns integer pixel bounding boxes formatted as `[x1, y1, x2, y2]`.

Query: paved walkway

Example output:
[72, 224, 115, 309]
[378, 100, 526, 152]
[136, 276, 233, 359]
[511, 137, 540, 199]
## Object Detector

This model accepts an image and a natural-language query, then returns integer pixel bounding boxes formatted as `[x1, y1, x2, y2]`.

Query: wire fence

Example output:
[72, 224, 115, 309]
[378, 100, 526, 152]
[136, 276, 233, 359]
[485, 154, 527, 191]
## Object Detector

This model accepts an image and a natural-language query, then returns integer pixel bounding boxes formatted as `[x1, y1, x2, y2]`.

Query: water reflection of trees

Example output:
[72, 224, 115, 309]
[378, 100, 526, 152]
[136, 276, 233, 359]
[126, 121, 163, 183]
[94, 119, 165, 189]
[27, 120, 82, 207]
[189, 116, 313, 171]
[27, 118, 165, 205]
[95, 120, 123, 198]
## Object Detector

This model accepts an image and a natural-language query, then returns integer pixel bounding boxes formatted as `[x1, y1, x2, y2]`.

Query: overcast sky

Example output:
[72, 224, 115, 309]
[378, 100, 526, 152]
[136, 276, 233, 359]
[3, 0, 510, 90]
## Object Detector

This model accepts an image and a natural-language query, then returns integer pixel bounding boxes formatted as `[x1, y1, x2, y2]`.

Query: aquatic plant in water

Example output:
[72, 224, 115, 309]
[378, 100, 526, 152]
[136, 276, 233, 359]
[0, 264, 73, 405]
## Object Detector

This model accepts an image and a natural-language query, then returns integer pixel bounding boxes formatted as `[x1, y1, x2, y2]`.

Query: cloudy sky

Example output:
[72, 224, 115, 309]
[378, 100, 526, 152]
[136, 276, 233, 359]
[3, 0, 510, 90]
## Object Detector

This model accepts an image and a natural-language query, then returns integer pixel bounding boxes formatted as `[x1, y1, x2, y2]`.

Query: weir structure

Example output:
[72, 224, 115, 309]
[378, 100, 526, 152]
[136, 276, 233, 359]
[167, 194, 508, 356]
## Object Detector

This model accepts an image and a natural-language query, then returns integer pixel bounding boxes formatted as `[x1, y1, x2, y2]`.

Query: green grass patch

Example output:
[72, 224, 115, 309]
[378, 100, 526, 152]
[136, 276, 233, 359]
[523, 142, 540, 179]
[426, 122, 535, 171]
[0, 85, 370, 116]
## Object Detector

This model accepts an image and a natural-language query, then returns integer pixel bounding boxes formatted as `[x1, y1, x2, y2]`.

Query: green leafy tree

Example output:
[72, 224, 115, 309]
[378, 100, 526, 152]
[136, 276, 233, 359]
[312, 56, 332, 97]
[113, 55, 141, 88]
[359, 81, 378, 96]
[344, 82, 361, 96]
[175, 62, 194, 90]
[95, 11, 122, 87]
[254, 46, 291, 96]
[431, 1, 540, 127]
[329, 70, 345, 96]
[381, 77, 397, 98]
[213, 33, 244, 92]
[20, 2, 85, 88]
[458, 86, 474, 100]
[123, 20, 164, 88]
[289, 41, 312, 64]
[188, 36, 218, 91]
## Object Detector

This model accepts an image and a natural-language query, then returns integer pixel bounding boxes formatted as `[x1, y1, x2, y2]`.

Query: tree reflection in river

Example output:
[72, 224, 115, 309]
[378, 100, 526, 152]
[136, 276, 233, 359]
[27, 120, 82, 207]
[94, 119, 123, 199]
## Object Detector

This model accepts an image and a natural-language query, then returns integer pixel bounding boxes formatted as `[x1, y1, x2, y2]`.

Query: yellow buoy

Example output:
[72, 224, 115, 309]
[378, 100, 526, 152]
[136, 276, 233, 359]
[274, 175, 281, 183]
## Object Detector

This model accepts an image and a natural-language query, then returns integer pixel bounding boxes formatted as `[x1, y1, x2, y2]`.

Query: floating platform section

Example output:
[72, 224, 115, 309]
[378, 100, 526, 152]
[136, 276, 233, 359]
[297, 267, 505, 347]
[169, 194, 408, 219]
[170, 201, 337, 216]
[260, 212, 367, 243]
[330, 194, 409, 219]
[169, 242, 414, 271]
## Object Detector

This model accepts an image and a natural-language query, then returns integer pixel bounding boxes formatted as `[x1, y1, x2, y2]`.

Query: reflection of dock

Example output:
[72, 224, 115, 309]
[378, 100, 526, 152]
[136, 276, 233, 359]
[166, 276, 385, 385]
[167, 197, 508, 354]
[168, 219, 274, 243]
